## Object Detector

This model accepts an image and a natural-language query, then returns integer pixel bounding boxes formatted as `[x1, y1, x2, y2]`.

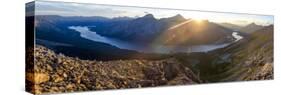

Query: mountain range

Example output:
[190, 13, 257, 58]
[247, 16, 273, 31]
[32, 14, 272, 61]
[217, 22, 243, 31]
[35, 14, 236, 45]
[239, 23, 264, 34]
[89, 14, 236, 45]
[218, 22, 265, 34]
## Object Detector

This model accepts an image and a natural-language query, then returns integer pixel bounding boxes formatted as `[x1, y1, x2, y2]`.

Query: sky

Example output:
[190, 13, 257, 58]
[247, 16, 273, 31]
[33, 1, 274, 26]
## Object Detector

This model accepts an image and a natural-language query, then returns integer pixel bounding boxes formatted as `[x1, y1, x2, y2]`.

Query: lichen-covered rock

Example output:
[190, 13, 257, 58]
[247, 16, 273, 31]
[26, 73, 50, 84]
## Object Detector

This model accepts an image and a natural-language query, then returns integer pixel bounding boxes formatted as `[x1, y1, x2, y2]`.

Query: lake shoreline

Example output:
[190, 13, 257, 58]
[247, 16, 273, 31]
[69, 26, 243, 54]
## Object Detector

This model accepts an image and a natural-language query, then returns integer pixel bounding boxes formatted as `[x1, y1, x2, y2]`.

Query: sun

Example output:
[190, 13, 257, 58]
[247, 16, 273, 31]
[193, 17, 204, 23]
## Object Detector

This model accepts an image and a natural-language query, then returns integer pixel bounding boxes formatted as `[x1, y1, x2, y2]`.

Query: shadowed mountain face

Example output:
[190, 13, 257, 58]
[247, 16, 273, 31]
[90, 14, 188, 43]
[34, 15, 171, 61]
[155, 20, 235, 46]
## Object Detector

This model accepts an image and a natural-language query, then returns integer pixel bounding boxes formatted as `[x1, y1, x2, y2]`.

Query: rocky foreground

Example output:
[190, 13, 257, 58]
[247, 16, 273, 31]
[26, 45, 201, 94]
[25, 26, 274, 95]
[210, 25, 274, 82]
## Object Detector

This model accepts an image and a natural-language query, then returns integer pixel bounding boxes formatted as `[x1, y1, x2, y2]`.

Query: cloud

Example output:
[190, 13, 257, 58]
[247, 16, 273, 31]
[34, 1, 273, 26]
[35, 1, 127, 17]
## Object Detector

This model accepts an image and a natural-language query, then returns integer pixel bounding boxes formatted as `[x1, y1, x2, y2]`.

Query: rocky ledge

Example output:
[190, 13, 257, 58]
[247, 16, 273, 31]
[26, 45, 200, 94]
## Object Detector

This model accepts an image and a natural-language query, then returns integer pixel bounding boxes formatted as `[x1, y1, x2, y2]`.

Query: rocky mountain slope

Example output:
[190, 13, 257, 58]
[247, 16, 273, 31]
[207, 25, 273, 81]
[26, 45, 201, 94]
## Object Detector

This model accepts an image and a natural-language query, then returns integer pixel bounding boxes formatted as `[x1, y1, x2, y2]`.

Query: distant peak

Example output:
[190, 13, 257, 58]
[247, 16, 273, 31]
[248, 22, 257, 26]
[175, 14, 184, 18]
[143, 14, 154, 18]
[171, 14, 186, 20]
[162, 14, 186, 22]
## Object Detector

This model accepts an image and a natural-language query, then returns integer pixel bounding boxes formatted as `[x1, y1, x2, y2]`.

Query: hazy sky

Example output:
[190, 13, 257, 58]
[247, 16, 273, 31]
[34, 1, 273, 26]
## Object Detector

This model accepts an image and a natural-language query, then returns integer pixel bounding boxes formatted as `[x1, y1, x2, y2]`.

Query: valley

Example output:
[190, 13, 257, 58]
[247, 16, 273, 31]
[69, 26, 243, 53]
[27, 25, 273, 94]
